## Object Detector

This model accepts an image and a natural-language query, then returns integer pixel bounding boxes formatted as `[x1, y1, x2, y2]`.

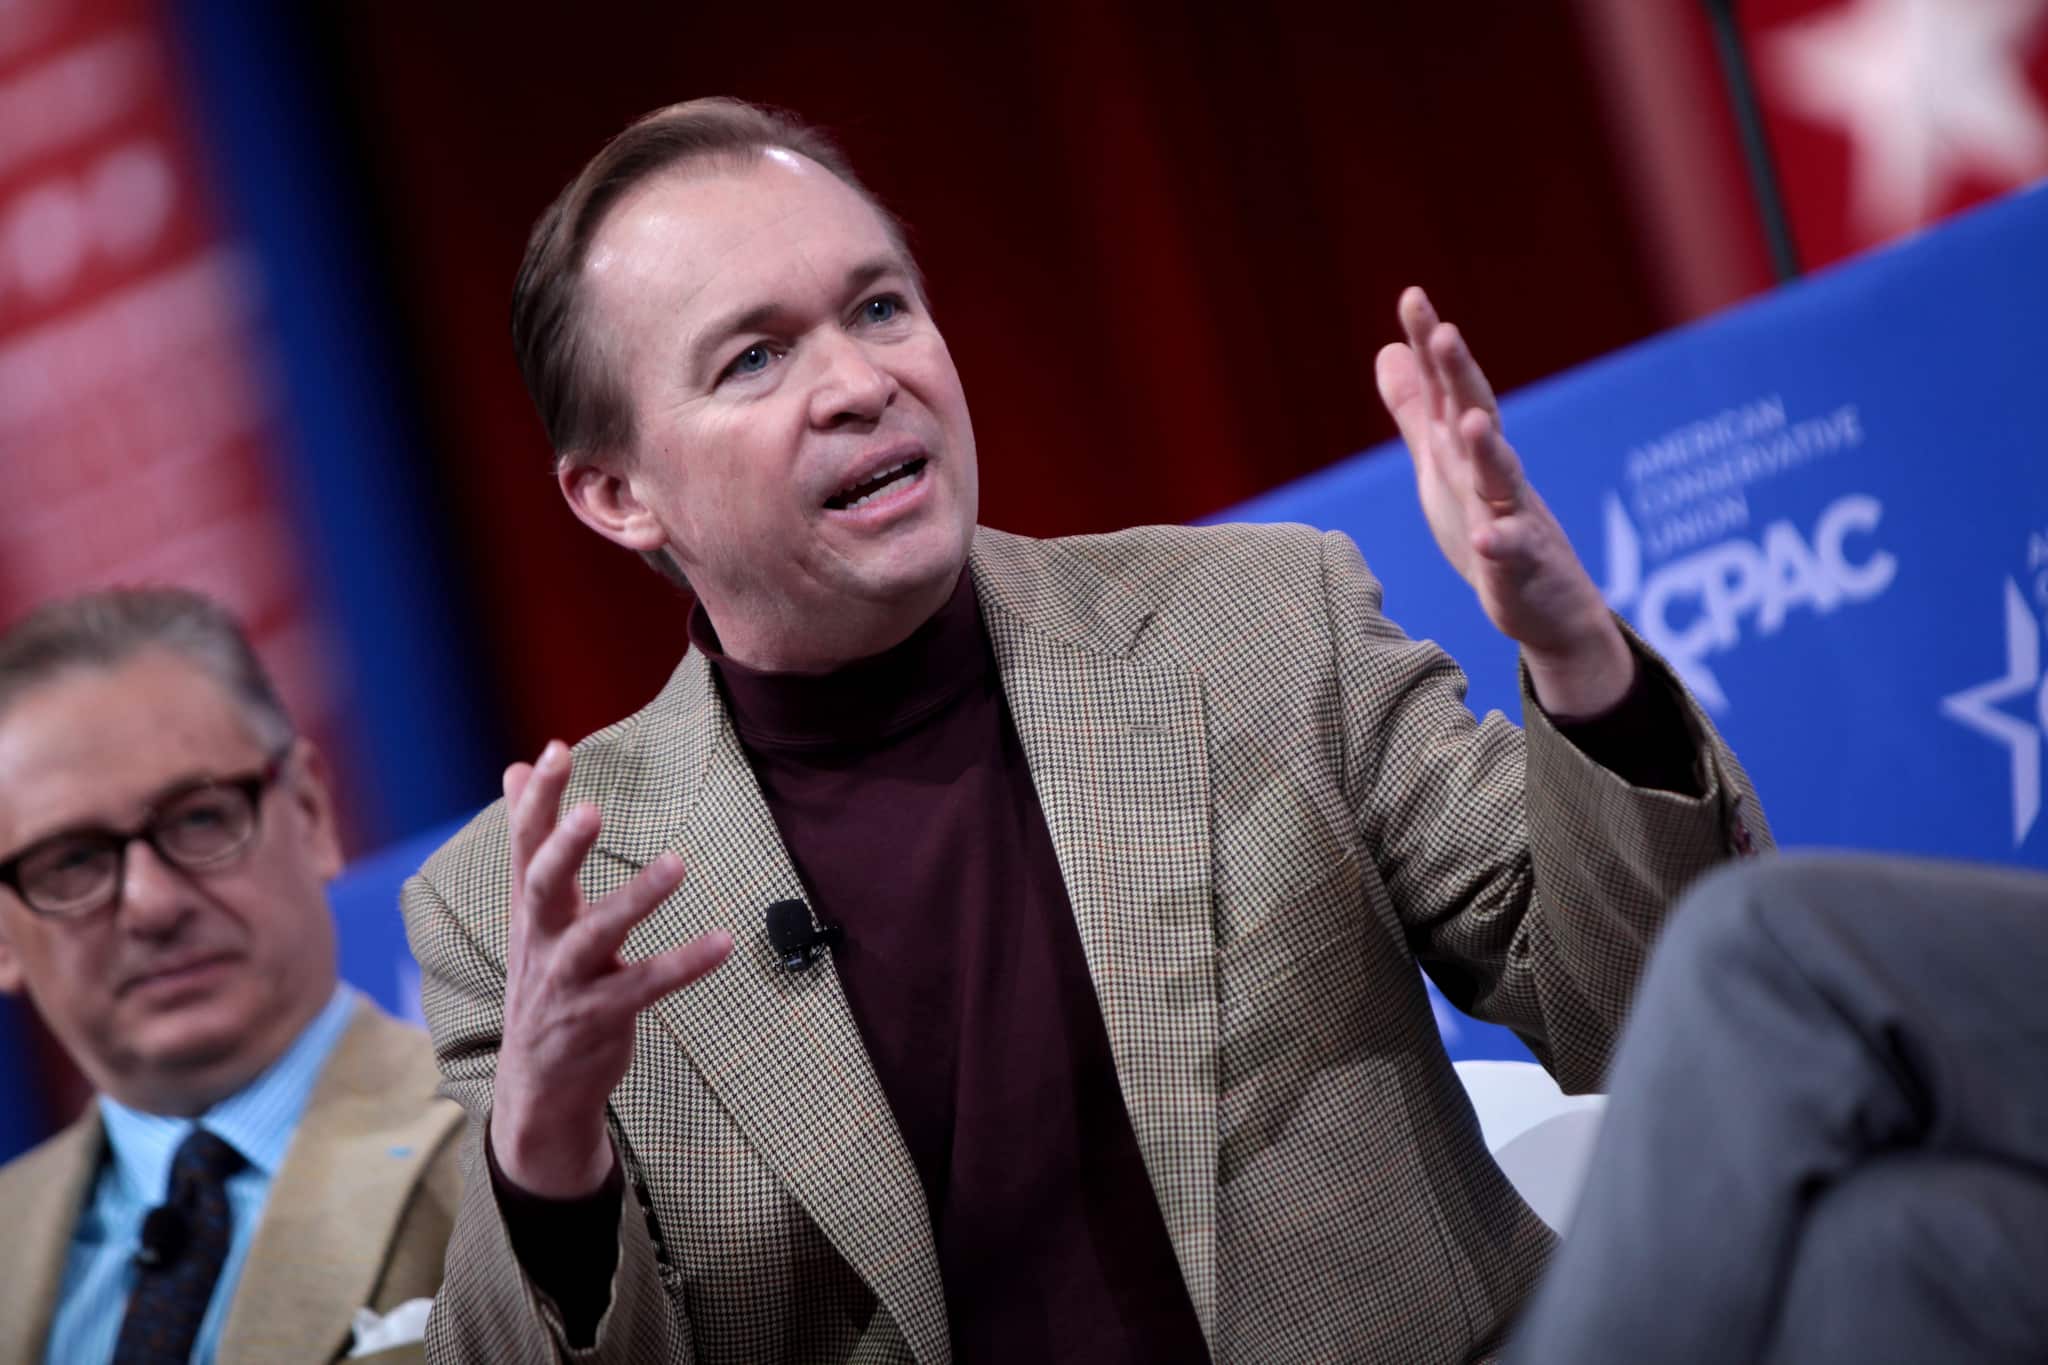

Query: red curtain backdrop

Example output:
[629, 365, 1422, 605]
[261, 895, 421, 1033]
[315, 1, 1679, 756]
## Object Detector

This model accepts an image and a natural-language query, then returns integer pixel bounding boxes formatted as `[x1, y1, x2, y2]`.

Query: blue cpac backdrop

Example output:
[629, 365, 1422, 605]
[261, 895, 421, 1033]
[1208, 183, 2048, 1060]
[1222, 183, 2048, 874]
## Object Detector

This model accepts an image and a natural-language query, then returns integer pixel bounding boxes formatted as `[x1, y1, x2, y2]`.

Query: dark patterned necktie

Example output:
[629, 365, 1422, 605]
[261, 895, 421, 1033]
[112, 1127, 245, 1365]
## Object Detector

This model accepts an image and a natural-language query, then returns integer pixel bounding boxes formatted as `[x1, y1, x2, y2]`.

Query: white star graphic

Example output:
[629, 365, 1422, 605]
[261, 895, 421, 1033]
[1939, 578, 2048, 845]
[1766, 0, 2048, 238]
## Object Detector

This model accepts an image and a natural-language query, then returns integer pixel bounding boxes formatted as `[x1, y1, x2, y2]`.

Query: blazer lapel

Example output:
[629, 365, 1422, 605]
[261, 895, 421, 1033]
[0, 1110, 103, 1364]
[218, 1001, 463, 1365]
[970, 531, 1221, 1344]
[589, 652, 950, 1364]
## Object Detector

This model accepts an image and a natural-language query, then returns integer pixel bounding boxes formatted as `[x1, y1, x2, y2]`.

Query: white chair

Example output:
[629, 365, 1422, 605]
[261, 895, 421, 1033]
[1453, 1059, 1607, 1233]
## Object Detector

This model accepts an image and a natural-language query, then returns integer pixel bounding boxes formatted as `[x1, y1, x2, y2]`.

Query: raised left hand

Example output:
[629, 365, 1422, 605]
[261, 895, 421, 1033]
[1374, 286, 1633, 717]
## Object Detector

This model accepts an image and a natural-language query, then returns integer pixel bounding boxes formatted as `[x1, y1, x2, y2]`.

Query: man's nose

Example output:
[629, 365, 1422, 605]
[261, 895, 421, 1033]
[808, 333, 897, 427]
[118, 840, 196, 936]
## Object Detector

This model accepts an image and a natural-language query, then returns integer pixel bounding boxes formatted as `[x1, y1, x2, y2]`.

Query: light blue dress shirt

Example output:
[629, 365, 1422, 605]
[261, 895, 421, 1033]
[45, 984, 358, 1365]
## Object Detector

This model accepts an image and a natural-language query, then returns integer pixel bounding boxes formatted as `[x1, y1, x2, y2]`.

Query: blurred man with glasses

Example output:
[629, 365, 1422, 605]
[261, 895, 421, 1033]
[0, 588, 462, 1365]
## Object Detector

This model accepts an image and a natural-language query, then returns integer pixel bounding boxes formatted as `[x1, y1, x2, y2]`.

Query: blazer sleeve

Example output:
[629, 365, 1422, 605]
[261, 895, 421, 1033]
[1319, 529, 1773, 1092]
[402, 866, 693, 1364]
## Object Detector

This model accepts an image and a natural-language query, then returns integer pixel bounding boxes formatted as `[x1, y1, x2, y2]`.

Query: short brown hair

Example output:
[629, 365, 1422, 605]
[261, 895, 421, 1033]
[513, 97, 914, 465]
[0, 587, 294, 750]
[511, 98, 915, 590]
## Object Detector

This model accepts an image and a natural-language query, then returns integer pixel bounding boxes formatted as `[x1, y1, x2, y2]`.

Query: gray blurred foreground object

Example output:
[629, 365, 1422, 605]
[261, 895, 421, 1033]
[1509, 854, 2048, 1364]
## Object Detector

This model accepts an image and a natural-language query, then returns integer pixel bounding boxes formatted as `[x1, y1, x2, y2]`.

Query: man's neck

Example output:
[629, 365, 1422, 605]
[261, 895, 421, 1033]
[695, 576, 960, 674]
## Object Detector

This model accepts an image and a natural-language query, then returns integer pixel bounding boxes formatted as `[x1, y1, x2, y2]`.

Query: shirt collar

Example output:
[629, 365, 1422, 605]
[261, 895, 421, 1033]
[690, 568, 990, 750]
[97, 982, 357, 1204]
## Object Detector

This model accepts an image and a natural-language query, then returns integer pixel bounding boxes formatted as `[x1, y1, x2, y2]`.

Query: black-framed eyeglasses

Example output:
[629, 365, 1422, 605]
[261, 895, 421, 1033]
[0, 750, 292, 920]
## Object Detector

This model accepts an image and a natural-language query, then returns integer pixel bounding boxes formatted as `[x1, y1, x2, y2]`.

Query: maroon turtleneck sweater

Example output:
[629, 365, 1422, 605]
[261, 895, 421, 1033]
[694, 570, 1209, 1361]
[493, 569, 1696, 1356]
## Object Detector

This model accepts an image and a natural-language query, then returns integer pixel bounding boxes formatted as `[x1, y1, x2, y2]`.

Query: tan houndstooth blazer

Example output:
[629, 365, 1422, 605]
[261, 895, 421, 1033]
[406, 522, 1769, 1365]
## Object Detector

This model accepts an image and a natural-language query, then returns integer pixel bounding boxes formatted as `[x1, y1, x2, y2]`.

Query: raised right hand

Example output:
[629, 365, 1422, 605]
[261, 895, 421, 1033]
[489, 740, 732, 1197]
[1375, 286, 1633, 716]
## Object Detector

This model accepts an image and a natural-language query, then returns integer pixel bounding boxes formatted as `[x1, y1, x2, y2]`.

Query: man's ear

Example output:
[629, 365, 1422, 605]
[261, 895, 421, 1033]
[558, 454, 670, 554]
[284, 739, 345, 882]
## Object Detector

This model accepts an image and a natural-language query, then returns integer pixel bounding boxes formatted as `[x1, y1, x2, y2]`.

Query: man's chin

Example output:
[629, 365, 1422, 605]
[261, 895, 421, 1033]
[124, 995, 271, 1087]
[141, 1020, 249, 1073]
[840, 514, 972, 597]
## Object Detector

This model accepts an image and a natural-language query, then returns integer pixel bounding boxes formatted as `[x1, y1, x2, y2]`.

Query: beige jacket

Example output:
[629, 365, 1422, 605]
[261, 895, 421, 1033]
[0, 998, 464, 1364]
[407, 523, 1770, 1364]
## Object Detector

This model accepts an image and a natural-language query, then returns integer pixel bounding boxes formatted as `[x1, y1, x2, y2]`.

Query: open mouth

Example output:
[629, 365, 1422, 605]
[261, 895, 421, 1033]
[824, 457, 928, 511]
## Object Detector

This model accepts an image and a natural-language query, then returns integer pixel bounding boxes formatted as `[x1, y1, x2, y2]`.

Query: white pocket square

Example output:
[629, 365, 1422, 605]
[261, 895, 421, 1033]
[348, 1297, 432, 1356]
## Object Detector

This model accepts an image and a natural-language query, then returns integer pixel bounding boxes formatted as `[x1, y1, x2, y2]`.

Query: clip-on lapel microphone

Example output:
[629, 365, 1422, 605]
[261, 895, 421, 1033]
[765, 898, 843, 972]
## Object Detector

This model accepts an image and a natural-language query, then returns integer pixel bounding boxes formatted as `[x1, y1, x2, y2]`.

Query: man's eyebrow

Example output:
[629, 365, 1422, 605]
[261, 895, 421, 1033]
[689, 300, 785, 379]
[688, 257, 913, 380]
[8, 768, 247, 850]
[839, 257, 905, 302]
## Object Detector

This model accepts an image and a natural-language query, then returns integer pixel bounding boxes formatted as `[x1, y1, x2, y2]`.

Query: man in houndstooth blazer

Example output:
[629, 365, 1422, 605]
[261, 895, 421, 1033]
[404, 100, 1769, 1362]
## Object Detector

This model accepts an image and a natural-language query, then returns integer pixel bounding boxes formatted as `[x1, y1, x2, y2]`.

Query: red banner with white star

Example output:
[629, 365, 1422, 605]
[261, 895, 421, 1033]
[1577, 0, 2048, 313]
[1756, 0, 2048, 264]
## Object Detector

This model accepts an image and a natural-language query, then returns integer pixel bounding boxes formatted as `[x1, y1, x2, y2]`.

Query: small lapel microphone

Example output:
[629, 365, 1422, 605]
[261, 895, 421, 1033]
[765, 899, 843, 972]
[135, 1203, 187, 1269]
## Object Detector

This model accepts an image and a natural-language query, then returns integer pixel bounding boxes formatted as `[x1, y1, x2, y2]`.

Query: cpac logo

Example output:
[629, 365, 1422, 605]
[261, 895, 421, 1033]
[1600, 493, 1898, 709]
[1940, 576, 2048, 848]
